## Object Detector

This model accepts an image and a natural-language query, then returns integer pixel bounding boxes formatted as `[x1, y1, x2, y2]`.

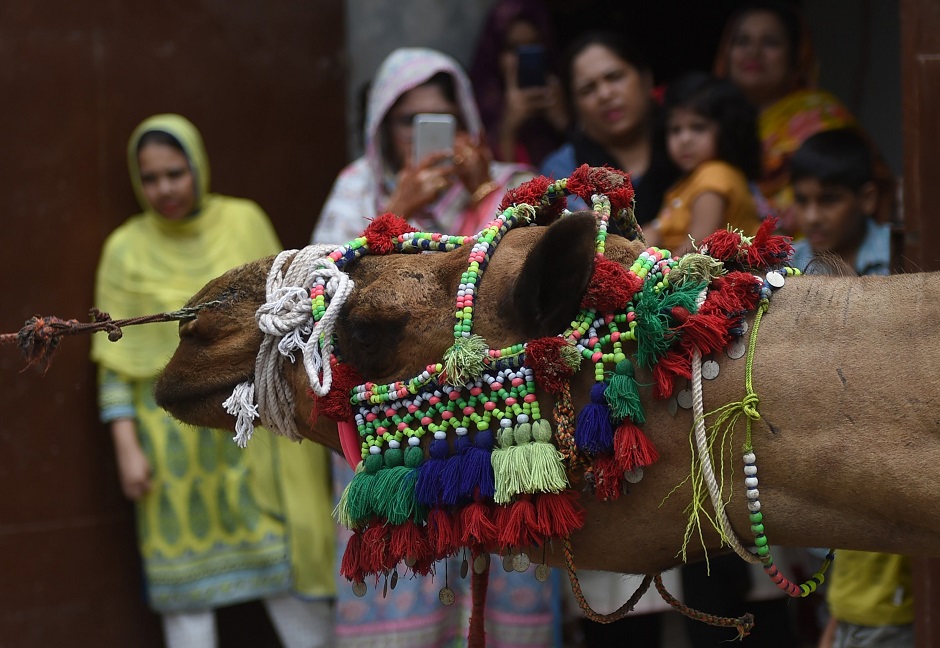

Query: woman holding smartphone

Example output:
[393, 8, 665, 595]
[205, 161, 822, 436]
[311, 47, 532, 245]
[311, 47, 560, 648]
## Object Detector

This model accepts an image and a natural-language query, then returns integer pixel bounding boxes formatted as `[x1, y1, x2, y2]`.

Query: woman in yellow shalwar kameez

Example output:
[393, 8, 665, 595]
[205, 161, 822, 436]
[92, 114, 335, 648]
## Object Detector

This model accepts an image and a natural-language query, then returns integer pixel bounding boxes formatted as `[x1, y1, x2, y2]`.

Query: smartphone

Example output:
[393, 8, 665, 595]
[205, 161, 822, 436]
[412, 113, 456, 166]
[516, 44, 546, 88]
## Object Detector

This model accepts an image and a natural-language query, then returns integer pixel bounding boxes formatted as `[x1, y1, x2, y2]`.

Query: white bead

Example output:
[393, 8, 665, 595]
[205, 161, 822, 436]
[455, 427, 468, 436]
[500, 418, 513, 428]
[743, 452, 756, 464]
[745, 477, 759, 488]
[747, 500, 762, 512]
[744, 465, 757, 476]
[517, 414, 529, 423]
[369, 446, 381, 455]
[408, 436, 420, 446]
[388, 440, 400, 449]
[746, 488, 760, 499]
[434, 431, 447, 440]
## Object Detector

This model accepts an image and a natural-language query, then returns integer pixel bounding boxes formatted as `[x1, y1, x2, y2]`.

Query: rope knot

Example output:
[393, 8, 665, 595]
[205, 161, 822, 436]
[741, 392, 760, 420]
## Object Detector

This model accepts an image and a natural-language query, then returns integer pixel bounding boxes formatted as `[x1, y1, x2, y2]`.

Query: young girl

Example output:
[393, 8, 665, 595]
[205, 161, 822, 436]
[645, 72, 762, 255]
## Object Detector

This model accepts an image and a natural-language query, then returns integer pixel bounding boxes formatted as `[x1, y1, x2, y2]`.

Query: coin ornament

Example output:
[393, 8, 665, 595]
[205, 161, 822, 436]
[668, 395, 678, 416]
[702, 359, 720, 380]
[439, 587, 456, 606]
[676, 388, 693, 409]
[624, 466, 644, 484]
[460, 557, 469, 580]
[513, 552, 531, 572]
[727, 338, 746, 360]
[352, 581, 367, 598]
[502, 553, 515, 573]
[766, 270, 785, 288]
[473, 554, 489, 574]
[390, 569, 399, 590]
[535, 564, 551, 582]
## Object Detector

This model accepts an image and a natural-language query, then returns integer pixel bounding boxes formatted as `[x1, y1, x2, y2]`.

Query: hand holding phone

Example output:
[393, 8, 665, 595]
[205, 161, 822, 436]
[516, 44, 546, 88]
[412, 113, 456, 166]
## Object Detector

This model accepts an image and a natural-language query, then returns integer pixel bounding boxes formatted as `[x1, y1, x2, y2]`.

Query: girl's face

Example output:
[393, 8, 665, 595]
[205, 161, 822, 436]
[138, 143, 196, 220]
[385, 83, 461, 169]
[571, 44, 652, 143]
[666, 107, 719, 174]
[727, 10, 794, 106]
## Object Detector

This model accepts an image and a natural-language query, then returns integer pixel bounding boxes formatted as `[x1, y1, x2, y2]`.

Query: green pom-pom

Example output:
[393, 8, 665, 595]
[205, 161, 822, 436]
[364, 453, 384, 474]
[384, 448, 404, 468]
[531, 419, 553, 443]
[605, 359, 646, 423]
[513, 422, 532, 444]
[559, 342, 583, 371]
[498, 428, 516, 448]
[404, 446, 423, 468]
[672, 253, 726, 286]
[442, 334, 488, 386]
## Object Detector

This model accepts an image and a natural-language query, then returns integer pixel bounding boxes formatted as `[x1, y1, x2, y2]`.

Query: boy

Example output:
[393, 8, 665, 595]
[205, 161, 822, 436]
[790, 128, 891, 276]
[789, 128, 911, 648]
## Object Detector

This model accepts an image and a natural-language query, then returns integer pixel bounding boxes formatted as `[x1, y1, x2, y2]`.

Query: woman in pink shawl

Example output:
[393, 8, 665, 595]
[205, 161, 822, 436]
[312, 48, 560, 648]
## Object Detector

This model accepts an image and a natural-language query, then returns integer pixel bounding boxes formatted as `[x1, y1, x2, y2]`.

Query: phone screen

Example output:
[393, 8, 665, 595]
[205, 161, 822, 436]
[412, 113, 456, 166]
[516, 44, 546, 88]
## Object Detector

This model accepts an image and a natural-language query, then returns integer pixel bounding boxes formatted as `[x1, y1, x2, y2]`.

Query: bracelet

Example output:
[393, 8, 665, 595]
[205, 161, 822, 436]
[471, 180, 499, 204]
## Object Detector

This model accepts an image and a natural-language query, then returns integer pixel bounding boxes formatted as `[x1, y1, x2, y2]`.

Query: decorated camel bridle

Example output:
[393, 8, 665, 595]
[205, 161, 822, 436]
[223, 166, 832, 644]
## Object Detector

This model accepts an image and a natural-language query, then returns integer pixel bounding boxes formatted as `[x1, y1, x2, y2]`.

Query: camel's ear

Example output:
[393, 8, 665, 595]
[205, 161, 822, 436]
[509, 211, 596, 338]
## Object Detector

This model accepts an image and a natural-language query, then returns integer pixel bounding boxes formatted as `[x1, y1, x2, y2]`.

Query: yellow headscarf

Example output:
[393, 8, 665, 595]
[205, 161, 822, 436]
[91, 114, 281, 378]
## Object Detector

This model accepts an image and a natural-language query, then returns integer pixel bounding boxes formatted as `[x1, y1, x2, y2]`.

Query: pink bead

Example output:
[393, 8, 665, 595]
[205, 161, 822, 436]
[483, 402, 496, 411]
[523, 394, 537, 403]
[398, 423, 408, 431]
[429, 396, 440, 405]
[505, 397, 516, 406]
[463, 406, 475, 415]
[570, 331, 581, 340]
[421, 416, 432, 426]
[610, 331, 620, 342]
[490, 382, 502, 390]
[627, 312, 636, 322]
[385, 408, 396, 417]
[470, 387, 483, 396]
[366, 413, 377, 422]
[592, 352, 603, 363]
[449, 391, 461, 401]
[511, 378, 523, 387]
[441, 411, 453, 420]
[398, 389, 408, 398]
[605, 314, 615, 324]
[376, 427, 386, 434]
[588, 337, 599, 347]
[408, 405, 418, 414]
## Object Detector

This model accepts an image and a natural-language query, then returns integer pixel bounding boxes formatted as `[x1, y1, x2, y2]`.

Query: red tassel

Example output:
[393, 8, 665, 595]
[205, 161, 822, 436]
[613, 421, 660, 472]
[496, 497, 542, 548]
[652, 349, 690, 398]
[460, 501, 499, 550]
[389, 519, 431, 567]
[592, 455, 623, 501]
[525, 336, 577, 395]
[359, 522, 390, 576]
[701, 228, 743, 263]
[581, 256, 642, 313]
[340, 529, 365, 582]
[426, 507, 458, 559]
[671, 309, 733, 356]
[363, 212, 417, 254]
[534, 491, 586, 538]
[566, 165, 635, 212]
[746, 217, 793, 268]
[499, 175, 550, 212]
[700, 272, 761, 317]
[314, 359, 364, 423]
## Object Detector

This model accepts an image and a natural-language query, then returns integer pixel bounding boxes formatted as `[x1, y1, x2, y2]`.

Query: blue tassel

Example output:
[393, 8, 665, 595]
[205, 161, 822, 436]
[440, 435, 471, 505]
[459, 430, 495, 499]
[575, 382, 614, 453]
[415, 439, 448, 506]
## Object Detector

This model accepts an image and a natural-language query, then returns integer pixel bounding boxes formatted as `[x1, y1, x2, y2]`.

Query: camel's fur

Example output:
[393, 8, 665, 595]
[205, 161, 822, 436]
[156, 214, 940, 574]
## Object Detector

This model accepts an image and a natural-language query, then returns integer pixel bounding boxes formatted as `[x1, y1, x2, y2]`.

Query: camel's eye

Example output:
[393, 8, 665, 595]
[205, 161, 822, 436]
[338, 311, 410, 380]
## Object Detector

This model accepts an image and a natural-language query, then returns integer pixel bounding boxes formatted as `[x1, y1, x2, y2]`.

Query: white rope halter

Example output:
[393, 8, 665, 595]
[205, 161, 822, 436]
[222, 244, 353, 447]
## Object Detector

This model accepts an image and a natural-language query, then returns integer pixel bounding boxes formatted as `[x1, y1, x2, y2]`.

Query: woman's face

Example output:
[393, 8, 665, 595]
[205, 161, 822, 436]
[499, 19, 542, 80]
[384, 83, 461, 169]
[138, 143, 196, 220]
[727, 10, 794, 106]
[570, 44, 651, 144]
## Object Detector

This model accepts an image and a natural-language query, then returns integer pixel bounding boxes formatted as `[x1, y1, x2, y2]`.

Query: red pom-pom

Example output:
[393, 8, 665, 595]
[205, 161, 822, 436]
[426, 507, 458, 559]
[746, 217, 793, 268]
[565, 165, 635, 212]
[581, 256, 641, 313]
[389, 519, 432, 567]
[496, 496, 542, 548]
[701, 228, 743, 262]
[340, 529, 365, 582]
[314, 360, 364, 422]
[613, 421, 659, 472]
[534, 491, 585, 538]
[700, 272, 762, 317]
[459, 501, 499, 550]
[499, 175, 551, 212]
[525, 336, 577, 395]
[363, 212, 417, 255]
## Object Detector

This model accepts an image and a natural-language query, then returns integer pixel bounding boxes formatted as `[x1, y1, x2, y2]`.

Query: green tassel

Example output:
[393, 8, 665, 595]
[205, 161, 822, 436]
[672, 253, 726, 287]
[605, 359, 646, 423]
[339, 463, 378, 526]
[524, 419, 569, 493]
[492, 428, 530, 504]
[442, 334, 488, 386]
[377, 466, 418, 525]
[634, 280, 707, 369]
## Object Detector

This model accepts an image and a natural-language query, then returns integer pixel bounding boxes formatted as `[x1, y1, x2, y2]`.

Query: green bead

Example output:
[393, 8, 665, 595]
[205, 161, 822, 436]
[754, 535, 768, 547]
[749, 512, 763, 524]
[751, 523, 764, 534]
[757, 545, 770, 556]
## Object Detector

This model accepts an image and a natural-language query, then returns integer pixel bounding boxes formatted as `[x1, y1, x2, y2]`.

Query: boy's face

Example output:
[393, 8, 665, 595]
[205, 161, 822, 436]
[792, 178, 877, 255]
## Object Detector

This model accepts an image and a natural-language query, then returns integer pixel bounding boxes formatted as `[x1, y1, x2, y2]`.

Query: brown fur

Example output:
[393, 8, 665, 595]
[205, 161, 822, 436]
[156, 217, 940, 574]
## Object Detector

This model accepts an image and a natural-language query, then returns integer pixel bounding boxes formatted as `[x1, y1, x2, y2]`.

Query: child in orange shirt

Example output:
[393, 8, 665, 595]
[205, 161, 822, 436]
[645, 72, 763, 255]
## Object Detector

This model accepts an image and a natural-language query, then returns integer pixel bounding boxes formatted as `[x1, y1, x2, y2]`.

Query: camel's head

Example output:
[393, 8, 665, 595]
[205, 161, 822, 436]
[155, 212, 645, 452]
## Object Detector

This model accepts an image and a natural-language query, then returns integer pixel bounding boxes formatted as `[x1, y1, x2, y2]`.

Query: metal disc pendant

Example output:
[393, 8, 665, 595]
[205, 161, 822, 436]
[460, 557, 469, 580]
[382, 576, 388, 598]
[405, 555, 417, 568]
[702, 360, 720, 380]
[667, 396, 678, 416]
[513, 552, 531, 572]
[352, 581, 367, 598]
[390, 569, 399, 590]
[535, 564, 551, 582]
[624, 466, 644, 484]
[740, 320, 749, 335]
[473, 554, 490, 575]
[676, 388, 693, 409]
[502, 553, 514, 572]
[727, 339, 746, 360]
[766, 270, 785, 288]
[439, 586, 456, 606]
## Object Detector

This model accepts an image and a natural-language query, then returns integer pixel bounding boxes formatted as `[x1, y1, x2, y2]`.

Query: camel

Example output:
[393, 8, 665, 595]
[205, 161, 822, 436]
[155, 172, 940, 587]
